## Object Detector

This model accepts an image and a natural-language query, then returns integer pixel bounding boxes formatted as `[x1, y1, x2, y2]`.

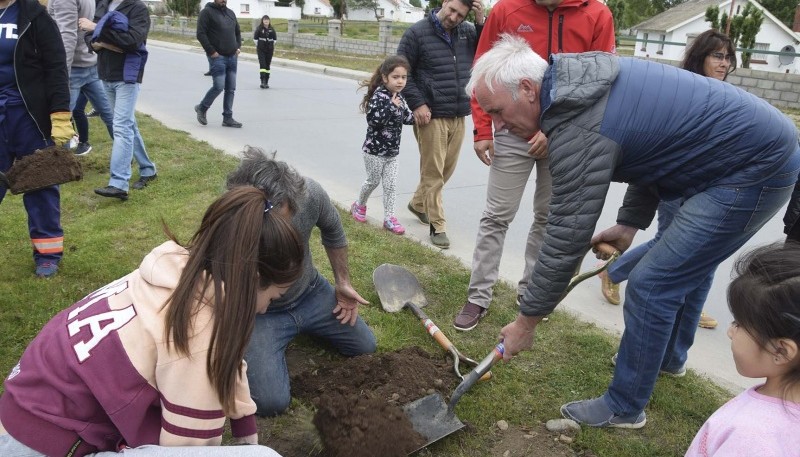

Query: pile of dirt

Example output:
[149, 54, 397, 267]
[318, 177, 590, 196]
[3, 146, 82, 194]
[290, 346, 460, 457]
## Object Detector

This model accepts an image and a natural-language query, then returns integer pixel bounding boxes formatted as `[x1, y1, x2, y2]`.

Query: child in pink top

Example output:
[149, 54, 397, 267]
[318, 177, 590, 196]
[685, 242, 800, 457]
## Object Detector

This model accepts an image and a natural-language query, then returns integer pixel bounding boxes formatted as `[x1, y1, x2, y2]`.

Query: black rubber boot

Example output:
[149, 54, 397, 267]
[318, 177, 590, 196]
[260, 74, 267, 89]
[264, 74, 270, 89]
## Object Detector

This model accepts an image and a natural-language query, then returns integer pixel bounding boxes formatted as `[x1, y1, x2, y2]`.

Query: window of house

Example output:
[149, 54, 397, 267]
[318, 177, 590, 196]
[377, 7, 385, 16]
[241, 3, 249, 13]
[657, 34, 666, 54]
[751, 42, 769, 63]
[314, 7, 321, 14]
[641, 33, 648, 52]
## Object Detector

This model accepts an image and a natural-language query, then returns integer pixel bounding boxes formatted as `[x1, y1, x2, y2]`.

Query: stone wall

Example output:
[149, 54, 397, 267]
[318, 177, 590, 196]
[644, 56, 800, 110]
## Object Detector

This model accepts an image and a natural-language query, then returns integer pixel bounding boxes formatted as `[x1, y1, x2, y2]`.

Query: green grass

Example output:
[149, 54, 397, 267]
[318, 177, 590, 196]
[0, 113, 734, 456]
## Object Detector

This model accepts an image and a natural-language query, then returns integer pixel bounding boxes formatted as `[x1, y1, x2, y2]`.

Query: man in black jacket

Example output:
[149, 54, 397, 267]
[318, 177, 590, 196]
[195, 0, 242, 128]
[0, 0, 73, 278]
[397, 0, 483, 249]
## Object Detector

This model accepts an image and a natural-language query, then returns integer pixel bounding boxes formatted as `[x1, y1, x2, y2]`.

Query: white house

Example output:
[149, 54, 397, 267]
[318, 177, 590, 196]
[632, 0, 800, 74]
[346, 0, 424, 23]
[216, 0, 302, 21]
[303, 0, 334, 17]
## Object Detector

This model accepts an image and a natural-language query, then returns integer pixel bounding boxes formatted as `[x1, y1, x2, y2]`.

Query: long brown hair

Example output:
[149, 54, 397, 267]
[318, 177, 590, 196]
[163, 186, 304, 414]
[682, 29, 737, 79]
[358, 55, 411, 113]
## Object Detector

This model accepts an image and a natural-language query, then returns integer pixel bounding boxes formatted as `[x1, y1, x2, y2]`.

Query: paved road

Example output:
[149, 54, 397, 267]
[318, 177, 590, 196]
[138, 41, 791, 394]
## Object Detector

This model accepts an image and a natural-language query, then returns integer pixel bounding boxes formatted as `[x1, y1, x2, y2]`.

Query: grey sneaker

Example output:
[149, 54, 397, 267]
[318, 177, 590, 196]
[194, 104, 207, 125]
[611, 353, 686, 377]
[429, 227, 449, 249]
[74, 142, 92, 156]
[561, 396, 646, 429]
[407, 202, 429, 225]
[222, 117, 243, 128]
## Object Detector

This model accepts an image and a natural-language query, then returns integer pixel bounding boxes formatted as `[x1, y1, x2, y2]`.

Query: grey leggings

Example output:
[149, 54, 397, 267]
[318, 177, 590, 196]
[356, 152, 398, 220]
[0, 434, 282, 457]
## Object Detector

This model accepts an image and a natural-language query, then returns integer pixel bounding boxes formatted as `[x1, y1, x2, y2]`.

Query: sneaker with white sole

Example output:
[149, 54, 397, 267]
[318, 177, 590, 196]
[383, 216, 405, 234]
[350, 201, 366, 222]
[560, 396, 646, 429]
[74, 142, 92, 156]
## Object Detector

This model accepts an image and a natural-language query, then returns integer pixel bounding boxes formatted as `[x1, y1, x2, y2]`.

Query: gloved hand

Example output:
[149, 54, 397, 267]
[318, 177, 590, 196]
[50, 111, 75, 146]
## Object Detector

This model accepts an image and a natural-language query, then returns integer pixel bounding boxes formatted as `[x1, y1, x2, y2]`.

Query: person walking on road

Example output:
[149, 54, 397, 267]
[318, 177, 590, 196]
[350, 55, 415, 235]
[80, 0, 158, 201]
[454, 0, 616, 331]
[468, 35, 800, 429]
[195, 0, 242, 128]
[396, 0, 484, 249]
[254, 15, 276, 89]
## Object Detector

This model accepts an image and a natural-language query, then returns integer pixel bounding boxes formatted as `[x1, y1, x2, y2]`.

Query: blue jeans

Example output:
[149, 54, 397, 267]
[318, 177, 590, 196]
[244, 272, 377, 416]
[69, 65, 113, 139]
[198, 55, 237, 119]
[606, 152, 800, 416]
[103, 81, 156, 191]
[607, 199, 715, 372]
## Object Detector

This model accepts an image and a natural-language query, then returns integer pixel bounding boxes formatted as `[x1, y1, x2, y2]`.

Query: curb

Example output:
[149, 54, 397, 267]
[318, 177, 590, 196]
[148, 39, 370, 83]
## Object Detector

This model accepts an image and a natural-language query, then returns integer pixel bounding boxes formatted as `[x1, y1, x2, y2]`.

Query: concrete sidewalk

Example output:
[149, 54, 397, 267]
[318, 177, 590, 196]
[138, 41, 785, 394]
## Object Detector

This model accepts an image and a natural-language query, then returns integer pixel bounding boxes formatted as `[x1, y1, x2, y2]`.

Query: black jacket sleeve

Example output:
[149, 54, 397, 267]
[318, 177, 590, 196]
[397, 27, 426, 111]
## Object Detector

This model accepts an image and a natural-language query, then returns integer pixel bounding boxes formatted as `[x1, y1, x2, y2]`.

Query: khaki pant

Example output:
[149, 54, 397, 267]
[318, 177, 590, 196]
[409, 117, 465, 233]
[467, 130, 552, 308]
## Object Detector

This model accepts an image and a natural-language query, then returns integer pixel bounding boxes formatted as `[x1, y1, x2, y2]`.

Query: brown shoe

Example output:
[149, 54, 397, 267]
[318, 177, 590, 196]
[453, 302, 487, 331]
[698, 311, 718, 329]
[598, 269, 620, 305]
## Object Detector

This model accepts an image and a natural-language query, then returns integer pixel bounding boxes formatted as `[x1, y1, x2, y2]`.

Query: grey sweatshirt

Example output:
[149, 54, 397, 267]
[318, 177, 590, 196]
[48, 0, 97, 69]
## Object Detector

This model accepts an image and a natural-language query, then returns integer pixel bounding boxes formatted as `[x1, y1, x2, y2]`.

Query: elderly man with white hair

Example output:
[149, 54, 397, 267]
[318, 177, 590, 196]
[467, 34, 800, 428]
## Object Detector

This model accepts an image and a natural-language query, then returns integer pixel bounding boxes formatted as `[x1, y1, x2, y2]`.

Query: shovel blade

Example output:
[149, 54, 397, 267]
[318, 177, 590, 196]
[373, 264, 428, 313]
[402, 393, 465, 454]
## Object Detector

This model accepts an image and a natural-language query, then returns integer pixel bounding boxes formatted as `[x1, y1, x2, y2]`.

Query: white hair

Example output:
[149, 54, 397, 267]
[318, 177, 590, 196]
[466, 33, 549, 99]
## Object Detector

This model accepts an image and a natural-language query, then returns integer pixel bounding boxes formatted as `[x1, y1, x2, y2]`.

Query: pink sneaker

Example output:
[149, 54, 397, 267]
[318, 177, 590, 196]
[383, 216, 405, 234]
[351, 201, 367, 222]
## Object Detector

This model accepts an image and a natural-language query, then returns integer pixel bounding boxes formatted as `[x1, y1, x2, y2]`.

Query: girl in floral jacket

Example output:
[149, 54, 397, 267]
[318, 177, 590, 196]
[350, 55, 414, 235]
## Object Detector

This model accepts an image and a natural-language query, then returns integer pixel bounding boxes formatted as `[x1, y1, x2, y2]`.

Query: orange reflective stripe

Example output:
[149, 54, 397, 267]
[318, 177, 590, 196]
[31, 237, 64, 254]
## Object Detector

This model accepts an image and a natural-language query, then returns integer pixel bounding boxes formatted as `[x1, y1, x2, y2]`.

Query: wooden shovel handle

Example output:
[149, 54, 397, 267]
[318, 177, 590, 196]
[592, 242, 619, 260]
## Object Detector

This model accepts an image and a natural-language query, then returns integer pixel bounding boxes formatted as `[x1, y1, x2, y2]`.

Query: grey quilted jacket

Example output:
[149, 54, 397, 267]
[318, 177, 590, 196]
[520, 52, 800, 316]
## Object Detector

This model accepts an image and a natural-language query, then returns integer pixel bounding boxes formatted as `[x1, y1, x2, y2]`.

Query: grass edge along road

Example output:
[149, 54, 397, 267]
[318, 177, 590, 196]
[0, 111, 733, 456]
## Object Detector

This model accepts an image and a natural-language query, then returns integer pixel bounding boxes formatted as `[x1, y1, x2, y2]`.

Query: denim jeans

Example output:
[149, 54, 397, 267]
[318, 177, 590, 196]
[69, 65, 113, 139]
[103, 81, 156, 191]
[244, 272, 377, 416]
[199, 54, 237, 119]
[607, 199, 715, 372]
[606, 151, 800, 416]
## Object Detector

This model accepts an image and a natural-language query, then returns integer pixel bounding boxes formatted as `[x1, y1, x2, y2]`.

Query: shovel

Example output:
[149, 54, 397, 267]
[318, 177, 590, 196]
[373, 263, 490, 382]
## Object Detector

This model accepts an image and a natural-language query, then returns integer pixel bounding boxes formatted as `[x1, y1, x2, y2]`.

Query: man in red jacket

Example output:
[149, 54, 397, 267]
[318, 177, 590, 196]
[454, 0, 615, 331]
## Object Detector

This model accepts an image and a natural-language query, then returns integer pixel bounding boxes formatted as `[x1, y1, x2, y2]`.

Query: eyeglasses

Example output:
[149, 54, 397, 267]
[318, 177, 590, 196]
[709, 52, 734, 62]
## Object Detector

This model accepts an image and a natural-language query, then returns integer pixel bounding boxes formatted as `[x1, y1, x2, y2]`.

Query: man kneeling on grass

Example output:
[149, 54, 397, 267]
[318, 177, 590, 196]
[226, 146, 377, 416]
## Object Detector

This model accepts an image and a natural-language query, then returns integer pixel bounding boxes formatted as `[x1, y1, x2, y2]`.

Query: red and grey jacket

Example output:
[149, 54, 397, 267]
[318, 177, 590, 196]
[470, 0, 615, 142]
